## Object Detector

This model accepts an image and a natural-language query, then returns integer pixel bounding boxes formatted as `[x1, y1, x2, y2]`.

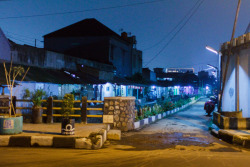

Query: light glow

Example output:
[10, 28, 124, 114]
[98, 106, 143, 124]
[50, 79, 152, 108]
[206, 46, 218, 55]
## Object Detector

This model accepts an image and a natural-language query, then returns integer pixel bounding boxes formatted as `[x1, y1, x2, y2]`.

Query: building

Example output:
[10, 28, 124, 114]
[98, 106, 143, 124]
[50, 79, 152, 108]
[154, 68, 199, 96]
[166, 68, 194, 73]
[43, 18, 142, 78]
[220, 32, 250, 117]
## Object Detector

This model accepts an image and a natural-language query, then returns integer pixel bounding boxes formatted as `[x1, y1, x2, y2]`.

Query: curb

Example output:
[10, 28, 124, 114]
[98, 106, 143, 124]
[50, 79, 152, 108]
[210, 125, 250, 148]
[134, 98, 199, 130]
[0, 124, 110, 150]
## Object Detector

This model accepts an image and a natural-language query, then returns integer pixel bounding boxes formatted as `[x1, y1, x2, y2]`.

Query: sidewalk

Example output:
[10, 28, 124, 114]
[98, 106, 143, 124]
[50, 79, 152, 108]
[0, 123, 111, 149]
[210, 124, 250, 148]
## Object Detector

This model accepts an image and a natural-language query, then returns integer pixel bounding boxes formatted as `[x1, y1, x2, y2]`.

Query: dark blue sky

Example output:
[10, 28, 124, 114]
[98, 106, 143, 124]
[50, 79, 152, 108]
[0, 0, 249, 72]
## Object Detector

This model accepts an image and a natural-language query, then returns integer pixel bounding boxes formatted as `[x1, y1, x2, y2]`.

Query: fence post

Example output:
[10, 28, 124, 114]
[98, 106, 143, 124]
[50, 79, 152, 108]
[81, 96, 87, 124]
[11, 96, 16, 115]
[47, 96, 53, 123]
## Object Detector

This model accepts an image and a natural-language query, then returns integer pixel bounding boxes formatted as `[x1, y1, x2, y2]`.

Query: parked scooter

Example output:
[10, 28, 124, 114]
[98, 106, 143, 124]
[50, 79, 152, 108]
[204, 99, 215, 116]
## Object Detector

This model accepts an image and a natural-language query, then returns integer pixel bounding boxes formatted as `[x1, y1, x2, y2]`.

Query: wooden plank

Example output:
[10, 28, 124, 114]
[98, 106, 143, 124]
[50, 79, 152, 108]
[16, 107, 32, 110]
[51, 107, 81, 110]
[87, 115, 103, 118]
[87, 100, 103, 103]
[87, 108, 103, 111]
[0, 107, 9, 109]
[44, 114, 81, 117]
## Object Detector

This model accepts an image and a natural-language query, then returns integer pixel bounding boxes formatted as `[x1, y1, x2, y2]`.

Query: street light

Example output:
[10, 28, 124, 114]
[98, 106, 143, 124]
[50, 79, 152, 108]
[206, 46, 219, 55]
[206, 45, 221, 99]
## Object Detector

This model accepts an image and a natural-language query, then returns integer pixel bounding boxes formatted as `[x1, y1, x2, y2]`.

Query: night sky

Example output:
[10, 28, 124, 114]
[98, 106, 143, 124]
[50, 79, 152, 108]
[0, 0, 249, 73]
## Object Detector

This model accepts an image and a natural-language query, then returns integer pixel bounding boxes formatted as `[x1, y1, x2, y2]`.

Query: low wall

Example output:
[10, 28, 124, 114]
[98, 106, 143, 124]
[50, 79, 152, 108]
[103, 97, 136, 132]
[134, 98, 198, 130]
[213, 111, 250, 129]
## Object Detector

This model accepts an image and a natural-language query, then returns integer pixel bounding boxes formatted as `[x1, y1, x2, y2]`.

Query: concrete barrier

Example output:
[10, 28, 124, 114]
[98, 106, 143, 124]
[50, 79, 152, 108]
[213, 111, 250, 130]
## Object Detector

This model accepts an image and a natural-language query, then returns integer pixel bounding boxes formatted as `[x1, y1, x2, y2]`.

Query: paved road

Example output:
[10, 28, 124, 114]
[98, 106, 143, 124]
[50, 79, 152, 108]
[1, 98, 250, 167]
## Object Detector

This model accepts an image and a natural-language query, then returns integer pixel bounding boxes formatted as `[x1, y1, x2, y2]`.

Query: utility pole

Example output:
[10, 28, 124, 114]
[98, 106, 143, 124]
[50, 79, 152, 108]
[218, 0, 241, 112]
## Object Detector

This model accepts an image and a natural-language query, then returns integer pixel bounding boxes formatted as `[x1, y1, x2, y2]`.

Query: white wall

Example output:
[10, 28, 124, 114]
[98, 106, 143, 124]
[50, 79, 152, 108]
[239, 48, 250, 117]
[0, 28, 11, 61]
[222, 54, 236, 111]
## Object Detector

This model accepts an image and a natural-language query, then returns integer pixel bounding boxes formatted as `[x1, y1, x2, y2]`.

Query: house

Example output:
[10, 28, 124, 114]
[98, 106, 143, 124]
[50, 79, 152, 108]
[43, 18, 142, 78]
[154, 68, 199, 96]
[220, 31, 250, 117]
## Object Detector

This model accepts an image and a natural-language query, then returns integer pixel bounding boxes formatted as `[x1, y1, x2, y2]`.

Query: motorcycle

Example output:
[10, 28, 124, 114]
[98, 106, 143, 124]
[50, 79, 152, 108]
[204, 99, 215, 116]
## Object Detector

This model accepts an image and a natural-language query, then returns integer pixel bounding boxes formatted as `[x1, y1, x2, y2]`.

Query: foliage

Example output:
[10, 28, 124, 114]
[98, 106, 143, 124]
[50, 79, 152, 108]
[61, 94, 75, 118]
[3, 62, 29, 117]
[152, 104, 163, 115]
[22, 88, 31, 99]
[31, 89, 46, 107]
[23, 89, 46, 107]
[134, 97, 194, 122]
[162, 101, 175, 111]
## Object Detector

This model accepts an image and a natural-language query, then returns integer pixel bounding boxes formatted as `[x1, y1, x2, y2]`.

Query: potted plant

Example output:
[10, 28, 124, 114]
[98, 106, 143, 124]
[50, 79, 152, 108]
[0, 62, 29, 135]
[23, 89, 46, 123]
[60, 93, 75, 135]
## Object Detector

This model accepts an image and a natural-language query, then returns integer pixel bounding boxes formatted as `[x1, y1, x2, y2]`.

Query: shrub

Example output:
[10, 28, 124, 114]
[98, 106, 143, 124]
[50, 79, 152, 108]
[162, 101, 175, 111]
[61, 94, 75, 118]
[152, 104, 163, 115]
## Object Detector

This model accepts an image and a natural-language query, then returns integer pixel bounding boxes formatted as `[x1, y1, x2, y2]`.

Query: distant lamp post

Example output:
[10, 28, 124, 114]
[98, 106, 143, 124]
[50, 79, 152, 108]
[206, 45, 221, 98]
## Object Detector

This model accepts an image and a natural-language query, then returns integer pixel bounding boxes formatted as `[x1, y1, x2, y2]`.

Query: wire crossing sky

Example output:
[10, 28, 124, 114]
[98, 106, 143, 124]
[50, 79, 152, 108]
[0, 0, 249, 72]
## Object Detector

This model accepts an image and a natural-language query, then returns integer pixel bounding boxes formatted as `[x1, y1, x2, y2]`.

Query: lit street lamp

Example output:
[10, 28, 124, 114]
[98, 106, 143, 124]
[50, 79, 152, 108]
[206, 45, 221, 99]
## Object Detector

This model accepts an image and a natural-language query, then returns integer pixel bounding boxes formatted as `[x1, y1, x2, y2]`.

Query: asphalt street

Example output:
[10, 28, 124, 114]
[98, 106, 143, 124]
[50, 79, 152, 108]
[1, 98, 250, 167]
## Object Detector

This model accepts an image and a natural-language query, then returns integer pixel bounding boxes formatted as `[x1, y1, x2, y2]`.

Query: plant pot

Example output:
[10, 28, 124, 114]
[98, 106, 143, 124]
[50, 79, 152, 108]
[0, 116, 23, 135]
[61, 118, 75, 135]
[32, 106, 43, 123]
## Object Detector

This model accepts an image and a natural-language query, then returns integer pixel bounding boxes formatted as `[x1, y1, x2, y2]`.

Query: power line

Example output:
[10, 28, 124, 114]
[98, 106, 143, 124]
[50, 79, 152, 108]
[6, 34, 43, 47]
[0, 0, 167, 20]
[143, 0, 201, 51]
[4, 30, 42, 41]
[144, 0, 205, 67]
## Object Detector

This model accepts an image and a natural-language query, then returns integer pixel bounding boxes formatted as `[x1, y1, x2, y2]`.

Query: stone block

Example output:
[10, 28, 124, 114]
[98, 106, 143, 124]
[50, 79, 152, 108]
[0, 136, 10, 146]
[75, 137, 88, 149]
[9, 136, 31, 147]
[109, 106, 114, 111]
[107, 130, 121, 140]
[53, 137, 75, 148]
[108, 112, 114, 115]
[114, 115, 120, 122]
[114, 110, 120, 115]
[92, 135, 103, 149]
[104, 102, 109, 107]
[31, 136, 53, 147]
[122, 122, 127, 127]
[117, 122, 121, 128]
[99, 129, 107, 144]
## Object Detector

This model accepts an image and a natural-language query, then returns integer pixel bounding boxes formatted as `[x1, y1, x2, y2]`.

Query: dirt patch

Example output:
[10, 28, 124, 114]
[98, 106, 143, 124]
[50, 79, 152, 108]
[113, 132, 213, 151]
